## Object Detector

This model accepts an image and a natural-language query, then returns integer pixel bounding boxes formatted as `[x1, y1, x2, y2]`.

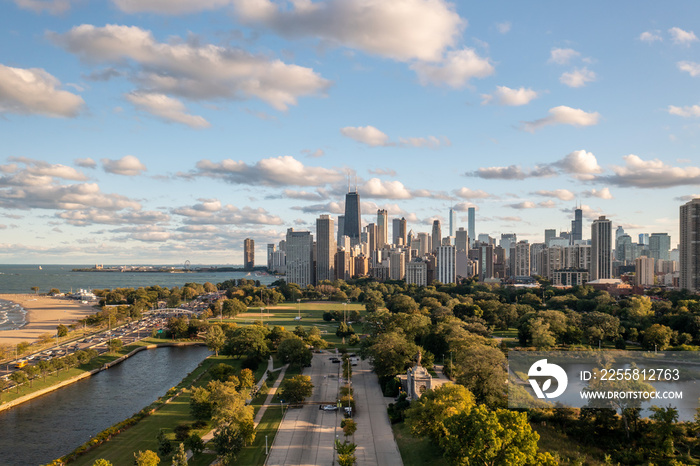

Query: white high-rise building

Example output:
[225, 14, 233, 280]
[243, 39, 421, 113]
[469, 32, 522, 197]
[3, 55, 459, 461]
[406, 258, 428, 286]
[455, 227, 468, 252]
[417, 232, 430, 257]
[513, 241, 531, 277]
[591, 216, 613, 280]
[436, 245, 456, 284]
[286, 228, 314, 287]
[316, 215, 335, 283]
[680, 198, 700, 292]
[635, 256, 655, 286]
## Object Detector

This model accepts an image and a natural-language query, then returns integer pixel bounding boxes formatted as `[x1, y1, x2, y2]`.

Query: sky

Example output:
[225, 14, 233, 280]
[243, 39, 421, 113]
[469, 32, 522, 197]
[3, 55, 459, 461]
[1, 0, 700, 265]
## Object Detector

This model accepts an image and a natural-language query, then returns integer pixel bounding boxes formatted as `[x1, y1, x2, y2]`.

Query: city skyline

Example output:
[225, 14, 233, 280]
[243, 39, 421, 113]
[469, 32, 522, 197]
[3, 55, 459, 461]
[2, 2, 700, 264]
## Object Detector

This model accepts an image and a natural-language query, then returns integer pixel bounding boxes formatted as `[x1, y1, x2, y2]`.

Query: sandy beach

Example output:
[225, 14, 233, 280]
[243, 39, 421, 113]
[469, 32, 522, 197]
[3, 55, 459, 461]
[0, 294, 99, 346]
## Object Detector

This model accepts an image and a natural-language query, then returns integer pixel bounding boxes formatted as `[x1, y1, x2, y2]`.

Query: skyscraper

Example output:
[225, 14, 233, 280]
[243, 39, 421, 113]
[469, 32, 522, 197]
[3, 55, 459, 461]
[366, 223, 377, 253]
[649, 233, 671, 261]
[544, 229, 556, 246]
[431, 220, 441, 253]
[571, 207, 583, 243]
[244, 238, 254, 270]
[337, 215, 345, 245]
[377, 209, 388, 248]
[513, 241, 531, 277]
[392, 217, 407, 246]
[266, 243, 275, 270]
[680, 198, 700, 292]
[449, 208, 457, 236]
[286, 228, 314, 287]
[436, 245, 456, 284]
[468, 207, 476, 248]
[316, 215, 335, 283]
[591, 216, 612, 280]
[455, 227, 468, 252]
[344, 190, 361, 246]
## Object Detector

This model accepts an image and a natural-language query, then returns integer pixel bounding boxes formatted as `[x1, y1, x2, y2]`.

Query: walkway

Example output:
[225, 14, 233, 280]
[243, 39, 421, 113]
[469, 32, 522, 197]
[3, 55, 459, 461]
[254, 361, 289, 427]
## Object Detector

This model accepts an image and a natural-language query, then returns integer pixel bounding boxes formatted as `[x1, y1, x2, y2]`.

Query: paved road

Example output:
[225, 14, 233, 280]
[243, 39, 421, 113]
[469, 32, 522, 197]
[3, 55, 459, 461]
[352, 358, 403, 466]
[266, 352, 341, 466]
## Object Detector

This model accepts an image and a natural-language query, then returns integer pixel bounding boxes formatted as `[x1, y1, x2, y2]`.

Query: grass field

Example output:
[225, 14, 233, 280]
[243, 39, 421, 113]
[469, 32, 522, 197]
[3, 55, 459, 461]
[70, 354, 264, 465]
[532, 422, 606, 465]
[392, 421, 448, 466]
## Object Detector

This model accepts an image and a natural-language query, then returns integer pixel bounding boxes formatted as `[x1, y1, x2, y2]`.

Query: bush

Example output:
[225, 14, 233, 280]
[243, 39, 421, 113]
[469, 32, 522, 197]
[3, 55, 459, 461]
[242, 356, 260, 372]
[174, 423, 191, 441]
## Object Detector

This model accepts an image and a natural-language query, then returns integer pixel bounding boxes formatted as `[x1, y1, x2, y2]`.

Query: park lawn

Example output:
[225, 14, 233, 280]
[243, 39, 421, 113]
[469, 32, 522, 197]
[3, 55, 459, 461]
[532, 422, 607, 465]
[492, 328, 518, 339]
[392, 421, 449, 466]
[69, 354, 259, 465]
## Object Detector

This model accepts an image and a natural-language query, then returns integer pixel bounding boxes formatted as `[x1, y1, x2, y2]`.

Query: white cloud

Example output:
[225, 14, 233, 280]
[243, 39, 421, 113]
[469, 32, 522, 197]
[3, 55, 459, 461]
[481, 86, 538, 106]
[302, 148, 325, 158]
[582, 187, 613, 199]
[467, 164, 556, 180]
[13, 0, 70, 14]
[359, 178, 412, 199]
[639, 31, 662, 43]
[74, 158, 97, 169]
[521, 106, 600, 132]
[340, 126, 390, 147]
[398, 136, 450, 148]
[173, 200, 283, 225]
[113, 0, 233, 14]
[232, 0, 464, 62]
[58, 209, 170, 226]
[368, 168, 397, 177]
[601, 154, 700, 188]
[126, 92, 210, 128]
[51, 24, 330, 111]
[548, 48, 580, 65]
[496, 21, 511, 34]
[532, 189, 575, 201]
[0, 64, 84, 117]
[102, 155, 147, 176]
[554, 150, 602, 180]
[560, 67, 596, 88]
[507, 201, 536, 209]
[411, 48, 494, 88]
[668, 104, 700, 117]
[281, 189, 327, 201]
[189, 155, 344, 187]
[669, 27, 698, 45]
[678, 61, 700, 77]
[292, 201, 344, 214]
[453, 187, 493, 199]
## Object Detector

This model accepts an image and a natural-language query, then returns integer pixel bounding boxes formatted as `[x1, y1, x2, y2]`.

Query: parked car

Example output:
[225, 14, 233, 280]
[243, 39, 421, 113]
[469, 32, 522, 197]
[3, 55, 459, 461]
[320, 404, 338, 411]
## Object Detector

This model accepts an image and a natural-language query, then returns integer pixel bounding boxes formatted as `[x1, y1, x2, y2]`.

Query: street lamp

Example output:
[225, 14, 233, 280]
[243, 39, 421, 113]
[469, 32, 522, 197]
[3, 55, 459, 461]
[297, 299, 301, 320]
[260, 307, 265, 325]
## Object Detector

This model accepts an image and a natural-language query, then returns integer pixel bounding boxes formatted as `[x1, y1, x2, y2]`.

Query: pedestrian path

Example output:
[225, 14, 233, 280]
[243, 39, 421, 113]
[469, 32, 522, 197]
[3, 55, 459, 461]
[254, 362, 289, 427]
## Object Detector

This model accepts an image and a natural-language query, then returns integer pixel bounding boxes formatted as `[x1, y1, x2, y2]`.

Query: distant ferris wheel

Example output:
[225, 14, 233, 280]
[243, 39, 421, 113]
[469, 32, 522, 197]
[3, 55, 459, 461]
[184, 260, 191, 271]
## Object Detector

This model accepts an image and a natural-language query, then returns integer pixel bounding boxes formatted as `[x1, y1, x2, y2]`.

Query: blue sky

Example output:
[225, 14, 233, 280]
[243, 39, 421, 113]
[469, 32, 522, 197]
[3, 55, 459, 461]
[1, 0, 699, 264]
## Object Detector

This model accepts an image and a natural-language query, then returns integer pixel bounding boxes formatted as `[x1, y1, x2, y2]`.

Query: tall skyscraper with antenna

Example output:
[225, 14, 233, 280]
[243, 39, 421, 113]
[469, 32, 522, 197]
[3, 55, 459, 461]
[468, 207, 476, 248]
[449, 207, 457, 236]
[571, 205, 583, 243]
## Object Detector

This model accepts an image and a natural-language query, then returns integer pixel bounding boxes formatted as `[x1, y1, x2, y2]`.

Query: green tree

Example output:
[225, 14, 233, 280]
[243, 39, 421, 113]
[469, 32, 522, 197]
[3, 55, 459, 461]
[452, 343, 507, 407]
[24, 364, 39, 388]
[0, 377, 9, 401]
[206, 325, 226, 356]
[37, 359, 51, 382]
[441, 405, 553, 466]
[365, 331, 421, 379]
[10, 370, 28, 393]
[185, 434, 204, 456]
[108, 338, 123, 353]
[92, 459, 113, 466]
[222, 299, 247, 317]
[406, 384, 475, 443]
[224, 326, 270, 361]
[134, 450, 160, 466]
[643, 324, 673, 350]
[56, 324, 68, 338]
[386, 295, 419, 314]
[157, 429, 173, 457]
[190, 386, 213, 421]
[650, 405, 680, 457]
[238, 368, 255, 389]
[341, 418, 357, 437]
[335, 440, 357, 466]
[277, 337, 312, 368]
[529, 318, 556, 349]
[171, 443, 188, 466]
[279, 375, 314, 404]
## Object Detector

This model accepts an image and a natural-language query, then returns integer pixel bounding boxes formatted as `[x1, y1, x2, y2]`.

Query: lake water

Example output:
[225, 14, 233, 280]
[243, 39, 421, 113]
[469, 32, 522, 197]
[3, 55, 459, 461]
[0, 345, 211, 465]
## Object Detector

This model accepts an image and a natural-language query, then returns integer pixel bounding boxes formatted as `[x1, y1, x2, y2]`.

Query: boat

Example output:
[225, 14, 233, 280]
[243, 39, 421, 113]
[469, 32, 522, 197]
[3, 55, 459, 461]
[38, 266, 42, 270]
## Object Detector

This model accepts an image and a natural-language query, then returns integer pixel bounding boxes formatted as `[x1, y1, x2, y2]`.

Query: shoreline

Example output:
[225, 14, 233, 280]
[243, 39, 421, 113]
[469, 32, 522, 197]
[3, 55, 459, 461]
[0, 294, 98, 347]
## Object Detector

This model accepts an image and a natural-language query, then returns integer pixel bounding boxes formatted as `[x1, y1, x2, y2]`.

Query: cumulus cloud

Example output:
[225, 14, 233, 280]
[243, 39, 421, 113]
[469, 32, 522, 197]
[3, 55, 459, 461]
[481, 86, 538, 106]
[114, 0, 233, 14]
[599, 154, 700, 188]
[639, 31, 663, 42]
[411, 48, 494, 88]
[280, 189, 327, 201]
[58, 209, 170, 226]
[466, 164, 556, 180]
[126, 92, 210, 128]
[13, 0, 70, 14]
[678, 61, 700, 77]
[553, 150, 602, 180]
[368, 168, 397, 176]
[560, 67, 596, 88]
[74, 158, 97, 169]
[521, 106, 600, 132]
[0, 64, 84, 117]
[359, 178, 412, 199]
[173, 200, 283, 225]
[453, 187, 493, 199]
[669, 27, 698, 45]
[548, 48, 580, 65]
[302, 148, 325, 158]
[231, 0, 464, 62]
[187, 156, 344, 187]
[292, 201, 344, 214]
[667, 104, 700, 117]
[340, 126, 390, 147]
[676, 194, 700, 202]
[507, 201, 536, 209]
[582, 187, 613, 199]
[51, 24, 330, 111]
[102, 155, 147, 176]
[531, 189, 575, 201]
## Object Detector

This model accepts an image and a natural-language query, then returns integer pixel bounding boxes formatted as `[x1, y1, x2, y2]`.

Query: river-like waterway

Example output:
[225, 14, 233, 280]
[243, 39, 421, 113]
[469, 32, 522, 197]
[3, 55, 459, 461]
[0, 345, 211, 465]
